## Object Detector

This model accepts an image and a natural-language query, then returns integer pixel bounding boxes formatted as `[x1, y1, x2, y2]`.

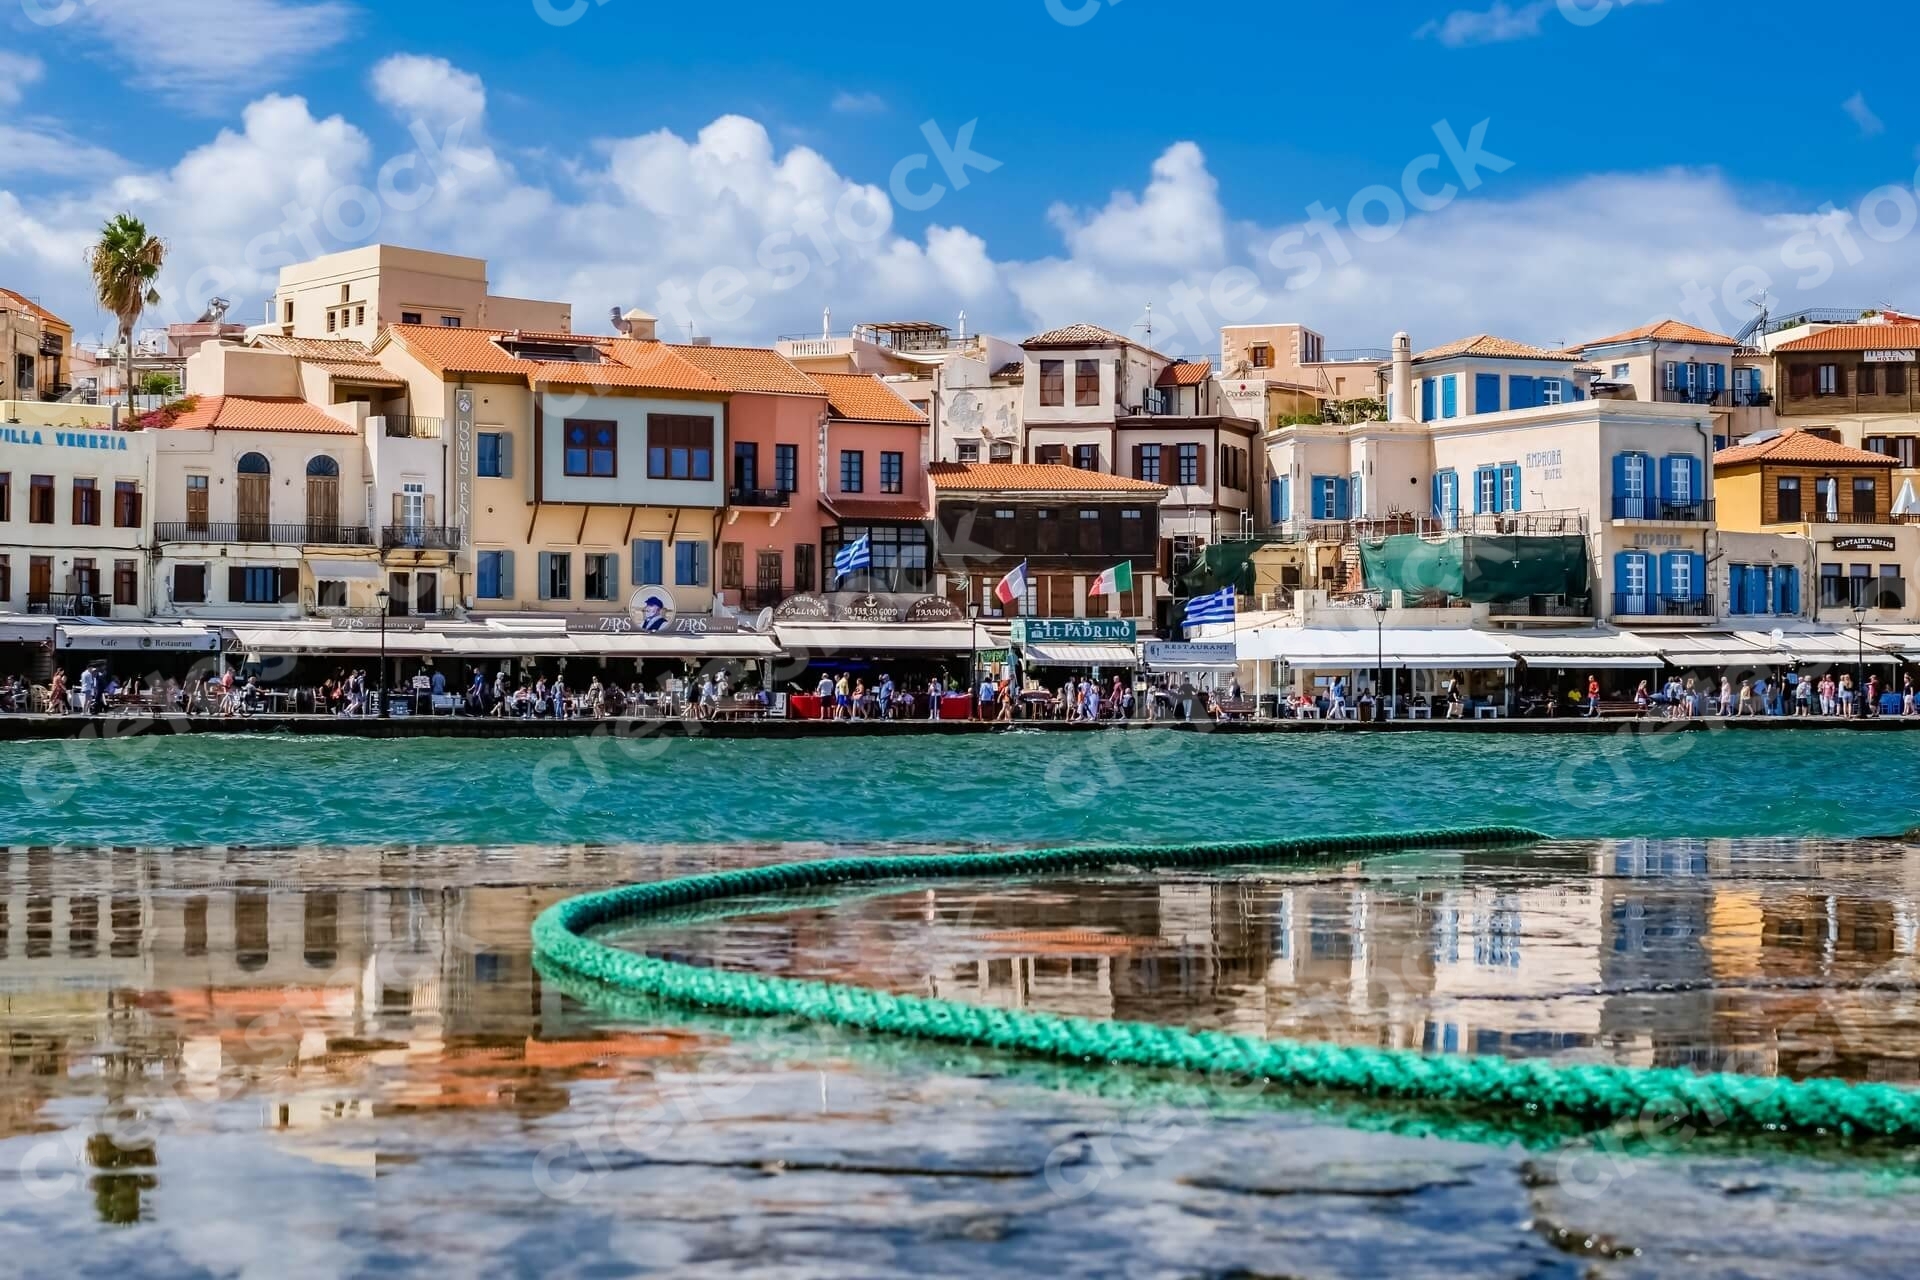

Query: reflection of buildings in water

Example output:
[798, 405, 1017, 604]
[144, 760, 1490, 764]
[0, 846, 713, 1193]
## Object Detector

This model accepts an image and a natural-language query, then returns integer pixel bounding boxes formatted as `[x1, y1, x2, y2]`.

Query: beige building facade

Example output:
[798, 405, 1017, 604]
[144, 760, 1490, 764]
[258, 245, 572, 346]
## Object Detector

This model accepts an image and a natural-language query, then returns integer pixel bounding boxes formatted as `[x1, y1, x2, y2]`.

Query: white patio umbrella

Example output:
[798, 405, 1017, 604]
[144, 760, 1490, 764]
[1893, 477, 1918, 518]
[1826, 477, 1840, 523]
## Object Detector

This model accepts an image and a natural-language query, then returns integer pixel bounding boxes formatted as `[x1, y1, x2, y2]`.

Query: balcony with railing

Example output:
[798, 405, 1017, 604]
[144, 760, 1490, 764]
[380, 524, 460, 551]
[728, 486, 791, 508]
[28, 593, 112, 617]
[1611, 496, 1711, 523]
[154, 521, 374, 546]
[377, 415, 442, 440]
[1486, 594, 1593, 620]
[1610, 593, 1714, 619]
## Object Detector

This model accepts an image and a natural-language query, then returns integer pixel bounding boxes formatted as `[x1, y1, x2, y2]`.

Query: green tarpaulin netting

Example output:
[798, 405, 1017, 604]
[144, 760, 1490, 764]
[1359, 534, 1589, 604]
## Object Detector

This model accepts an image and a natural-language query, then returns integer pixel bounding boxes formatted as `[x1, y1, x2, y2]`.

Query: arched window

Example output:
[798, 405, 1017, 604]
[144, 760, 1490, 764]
[236, 452, 272, 537]
[305, 455, 341, 535]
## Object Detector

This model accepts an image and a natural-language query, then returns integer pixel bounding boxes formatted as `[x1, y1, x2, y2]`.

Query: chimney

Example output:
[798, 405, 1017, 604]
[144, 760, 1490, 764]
[1390, 331, 1414, 423]
[620, 309, 658, 341]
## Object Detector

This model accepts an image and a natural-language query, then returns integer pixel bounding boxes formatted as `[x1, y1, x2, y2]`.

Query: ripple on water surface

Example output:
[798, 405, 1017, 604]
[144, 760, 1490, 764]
[1, 729, 1916, 847]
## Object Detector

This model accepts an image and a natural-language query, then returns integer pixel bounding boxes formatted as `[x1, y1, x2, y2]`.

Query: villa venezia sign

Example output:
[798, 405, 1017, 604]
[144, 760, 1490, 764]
[0, 427, 130, 451]
[1832, 535, 1897, 551]
[1863, 350, 1916, 362]
[1011, 618, 1138, 645]
[772, 593, 963, 624]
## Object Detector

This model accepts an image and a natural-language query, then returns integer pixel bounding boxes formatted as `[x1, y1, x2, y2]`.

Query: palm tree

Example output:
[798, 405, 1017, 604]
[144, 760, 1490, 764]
[88, 213, 165, 418]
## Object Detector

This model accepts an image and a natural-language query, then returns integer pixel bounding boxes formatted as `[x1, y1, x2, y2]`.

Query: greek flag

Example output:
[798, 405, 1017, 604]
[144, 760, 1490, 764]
[832, 534, 871, 582]
[1182, 586, 1236, 628]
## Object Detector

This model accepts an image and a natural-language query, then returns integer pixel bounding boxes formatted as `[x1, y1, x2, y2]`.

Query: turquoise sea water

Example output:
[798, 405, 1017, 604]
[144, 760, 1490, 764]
[1, 728, 1913, 847]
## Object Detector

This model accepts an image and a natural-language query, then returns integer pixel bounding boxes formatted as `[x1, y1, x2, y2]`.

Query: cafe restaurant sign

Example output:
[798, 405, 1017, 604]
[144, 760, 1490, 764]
[1011, 618, 1138, 645]
[1832, 535, 1898, 551]
[1143, 640, 1238, 667]
[772, 593, 964, 624]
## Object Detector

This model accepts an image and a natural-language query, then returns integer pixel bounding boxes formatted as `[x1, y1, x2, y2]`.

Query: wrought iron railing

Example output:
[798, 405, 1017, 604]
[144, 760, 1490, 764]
[1486, 595, 1593, 619]
[728, 486, 791, 508]
[154, 521, 374, 546]
[1610, 497, 1711, 522]
[378, 415, 443, 439]
[1611, 593, 1714, 618]
[380, 524, 460, 551]
[28, 593, 112, 617]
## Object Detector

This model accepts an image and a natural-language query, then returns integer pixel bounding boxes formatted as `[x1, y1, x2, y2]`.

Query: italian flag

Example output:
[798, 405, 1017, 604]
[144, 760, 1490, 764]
[994, 561, 1029, 608]
[1088, 562, 1133, 597]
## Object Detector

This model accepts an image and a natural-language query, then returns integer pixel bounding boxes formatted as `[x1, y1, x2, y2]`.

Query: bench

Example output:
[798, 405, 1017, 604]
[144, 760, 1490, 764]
[1212, 699, 1257, 721]
[1592, 700, 1647, 719]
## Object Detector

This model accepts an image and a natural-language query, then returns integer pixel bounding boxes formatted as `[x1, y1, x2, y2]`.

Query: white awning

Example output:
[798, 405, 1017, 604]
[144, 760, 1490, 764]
[1496, 628, 1664, 670]
[308, 559, 383, 580]
[1864, 626, 1920, 657]
[0, 619, 54, 644]
[438, 633, 584, 657]
[1641, 631, 1767, 666]
[1239, 627, 1515, 671]
[777, 623, 977, 653]
[583, 632, 780, 658]
[220, 624, 448, 655]
[1024, 642, 1139, 668]
[55, 622, 221, 652]
[1730, 628, 1899, 665]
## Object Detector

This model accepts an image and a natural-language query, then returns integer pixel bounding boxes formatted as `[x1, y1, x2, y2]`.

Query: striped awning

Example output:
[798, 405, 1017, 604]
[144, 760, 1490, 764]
[1023, 642, 1139, 667]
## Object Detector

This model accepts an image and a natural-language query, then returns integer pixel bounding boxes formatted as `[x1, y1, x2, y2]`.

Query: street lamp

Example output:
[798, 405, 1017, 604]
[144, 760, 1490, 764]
[1374, 593, 1389, 719]
[376, 587, 391, 719]
[1852, 598, 1868, 718]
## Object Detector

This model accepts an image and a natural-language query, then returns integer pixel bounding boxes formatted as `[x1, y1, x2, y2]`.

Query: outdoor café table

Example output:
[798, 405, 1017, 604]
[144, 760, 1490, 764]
[1019, 693, 1055, 720]
[1296, 704, 1322, 720]
[1474, 704, 1503, 719]
[1409, 703, 1433, 719]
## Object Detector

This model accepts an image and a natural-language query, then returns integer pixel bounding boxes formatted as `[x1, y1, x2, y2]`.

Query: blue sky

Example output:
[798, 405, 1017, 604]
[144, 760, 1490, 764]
[5, 0, 1919, 354]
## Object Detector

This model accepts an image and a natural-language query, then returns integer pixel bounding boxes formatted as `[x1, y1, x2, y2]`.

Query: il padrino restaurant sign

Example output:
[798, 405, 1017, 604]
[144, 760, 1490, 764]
[1009, 618, 1138, 645]
[772, 593, 965, 624]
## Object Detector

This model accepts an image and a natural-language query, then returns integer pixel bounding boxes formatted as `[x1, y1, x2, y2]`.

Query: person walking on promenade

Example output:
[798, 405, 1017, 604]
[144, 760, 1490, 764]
[1586, 674, 1602, 718]
[1796, 675, 1813, 717]
[1737, 679, 1757, 717]
[1715, 676, 1732, 717]
[47, 668, 68, 714]
[1819, 673, 1836, 716]
[997, 675, 1015, 722]
[1330, 675, 1348, 718]
[1906, 673, 1916, 717]
[1867, 673, 1882, 718]
[1838, 674, 1855, 717]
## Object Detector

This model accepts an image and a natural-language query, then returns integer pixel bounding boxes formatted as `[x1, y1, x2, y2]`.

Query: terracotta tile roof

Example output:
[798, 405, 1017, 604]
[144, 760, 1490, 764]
[0, 286, 66, 328]
[1773, 323, 1920, 353]
[380, 324, 722, 394]
[668, 343, 825, 396]
[1023, 322, 1132, 348]
[1583, 319, 1740, 348]
[823, 497, 931, 521]
[251, 335, 378, 361]
[991, 361, 1024, 381]
[1713, 429, 1899, 468]
[1413, 334, 1574, 363]
[1156, 358, 1213, 387]
[304, 359, 404, 386]
[928, 462, 1167, 494]
[156, 395, 357, 435]
[812, 372, 927, 423]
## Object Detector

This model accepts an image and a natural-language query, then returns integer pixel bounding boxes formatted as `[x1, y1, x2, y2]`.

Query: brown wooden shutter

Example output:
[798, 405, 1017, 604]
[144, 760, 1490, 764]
[1194, 445, 1206, 487]
[392, 493, 403, 526]
[228, 566, 245, 602]
[278, 568, 299, 603]
[1159, 444, 1175, 479]
[424, 495, 437, 525]
[1131, 444, 1143, 479]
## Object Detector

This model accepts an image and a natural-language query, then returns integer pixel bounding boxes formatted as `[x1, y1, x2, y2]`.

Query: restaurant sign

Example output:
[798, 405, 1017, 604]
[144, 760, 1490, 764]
[57, 628, 220, 652]
[772, 593, 964, 624]
[329, 614, 428, 631]
[1143, 640, 1238, 667]
[1832, 535, 1897, 551]
[1011, 618, 1138, 645]
[1864, 350, 1917, 362]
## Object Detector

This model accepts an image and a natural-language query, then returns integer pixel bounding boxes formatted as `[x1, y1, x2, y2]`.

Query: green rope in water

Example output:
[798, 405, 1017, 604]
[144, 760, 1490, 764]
[532, 826, 1920, 1144]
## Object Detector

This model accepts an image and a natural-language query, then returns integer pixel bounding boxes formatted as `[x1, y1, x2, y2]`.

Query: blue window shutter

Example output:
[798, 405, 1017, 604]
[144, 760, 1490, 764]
[1613, 551, 1631, 603]
[1474, 374, 1500, 415]
[1690, 552, 1706, 600]
[477, 551, 497, 599]
[1659, 551, 1677, 598]
[1471, 468, 1484, 515]
[1279, 477, 1289, 520]
[1441, 376, 1458, 419]
[1783, 567, 1800, 615]
[1421, 378, 1435, 421]
[1728, 566, 1745, 614]
[1506, 464, 1522, 512]
[633, 538, 663, 585]
[1688, 456, 1701, 504]
[1611, 452, 1628, 506]
[537, 552, 552, 601]
[1508, 376, 1536, 409]
[1335, 477, 1351, 520]
[1430, 472, 1442, 518]
[498, 549, 513, 599]
[1309, 479, 1323, 520]
[1268, 478, 1281, 524]
[1659, 456, 1675, 504]
[499, 431, 514, 479]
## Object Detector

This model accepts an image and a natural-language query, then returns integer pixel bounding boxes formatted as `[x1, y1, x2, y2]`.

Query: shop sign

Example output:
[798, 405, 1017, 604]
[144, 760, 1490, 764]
[1832, 535, 1897, 551]
[329, 615, 427, 631]
[58, 630, 220, 652]
[772, 592, 962, 623]
[1011, 618, 1137, 645]
[0, 427, 130, 451]
[1143, 640, 1238, 667]
[1864, 350, 1916, 362]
